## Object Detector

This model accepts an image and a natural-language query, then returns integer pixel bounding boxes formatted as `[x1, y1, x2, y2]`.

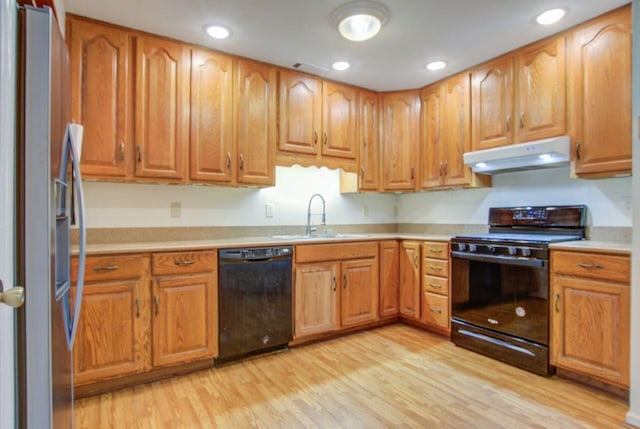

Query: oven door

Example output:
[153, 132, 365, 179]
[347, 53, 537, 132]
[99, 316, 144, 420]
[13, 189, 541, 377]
[451, 251, 549, 345]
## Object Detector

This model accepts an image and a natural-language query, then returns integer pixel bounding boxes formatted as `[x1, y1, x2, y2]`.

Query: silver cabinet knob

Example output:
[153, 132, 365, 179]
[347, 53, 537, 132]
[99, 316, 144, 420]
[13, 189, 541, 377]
[0, 280, 25, 308]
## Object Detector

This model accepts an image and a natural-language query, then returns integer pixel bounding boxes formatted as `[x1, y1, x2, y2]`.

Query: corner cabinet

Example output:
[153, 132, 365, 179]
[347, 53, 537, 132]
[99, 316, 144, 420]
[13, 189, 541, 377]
[381, 91, 420, 191]
[568, 5, 632, 177]
[379, 240, 400, 318]
[550, 249, 630, 388]
[294, 242, 379, 340]
[399, 241, 420, 320]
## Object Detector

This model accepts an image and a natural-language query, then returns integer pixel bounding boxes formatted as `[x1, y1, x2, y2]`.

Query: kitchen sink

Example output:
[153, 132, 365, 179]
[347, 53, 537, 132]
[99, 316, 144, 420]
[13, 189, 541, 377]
[270, 233, 369, 240]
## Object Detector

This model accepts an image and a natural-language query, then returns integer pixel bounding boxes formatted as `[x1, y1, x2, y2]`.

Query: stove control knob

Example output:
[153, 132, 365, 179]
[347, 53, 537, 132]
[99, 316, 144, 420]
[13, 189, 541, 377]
[521, 248, 531, 257]
[508, 246, 517, 256]
[458, 243, 467, 252]
[487, 245, 496, 254]
[468, 244, 477, 253]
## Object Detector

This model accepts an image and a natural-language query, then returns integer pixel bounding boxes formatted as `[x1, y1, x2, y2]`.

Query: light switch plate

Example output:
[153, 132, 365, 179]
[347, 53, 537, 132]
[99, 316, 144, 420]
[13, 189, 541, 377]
[265, 202, 275, 218]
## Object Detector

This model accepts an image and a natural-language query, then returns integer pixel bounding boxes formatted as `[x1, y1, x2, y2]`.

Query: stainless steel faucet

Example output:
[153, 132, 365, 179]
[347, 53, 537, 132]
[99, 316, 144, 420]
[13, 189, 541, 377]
[306, 193, 326, 236]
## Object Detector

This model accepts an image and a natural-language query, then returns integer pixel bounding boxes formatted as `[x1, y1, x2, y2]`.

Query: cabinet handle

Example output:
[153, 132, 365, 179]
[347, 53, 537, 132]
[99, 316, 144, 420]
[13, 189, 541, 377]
[429, 249, 442, 254]
[429, 265, 443, 271]
[413, 255, 419, 269]
[93, 265, 119, 272]
[323, 132, 328, 146]
[429, 306, 442, 314]
[154, 295, 159, 316]
[554, 293, 560, 313]
[577, 262, 604, 270]
[332, 276, 337, 292]
[443, 162, 448, 177]
[410, 167, 415, 180]
[135, 298, 140, 318]
[137, 144, 142, 163]
[519, 112, 525, 129]
[239, 154, 244, 171]
[575, 142, 581, 161]
[506, 115, 511, 131]
[439, 162, 444, 177]
[313, 130, 318, 146]
[175, 259, 195, 266]
[429, 282, 442, 289]
[226, 152, 232, 169]
[361, 165, 366, 175]
[119, 142, 125, 162]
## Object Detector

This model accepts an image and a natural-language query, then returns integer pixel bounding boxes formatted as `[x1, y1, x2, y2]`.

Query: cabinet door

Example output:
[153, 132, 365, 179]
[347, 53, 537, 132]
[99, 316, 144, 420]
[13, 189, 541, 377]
[322, 81, 357, 159]
[68, 18, 130, 179]
[569, 6, 631, 176]
[189, 49, 234, 183]
[472, 56, 515, 150]
[420, 84, 444, 188]
[551, 276, 629, 387]
[134, 35, 189, 180]
[517, 37, 566, 142]
[152, 273, 217, 367]
[235, 59, 277, 185]
[73, 279, 149, 385]
[358, 90, 380, 190]
[443, 73, 472, 186]
[381, 91, 420, 190]
[341, 258, 379, 327]
[379, 241, 400, 318]
[294, 263, 340, 338]
[278, 70, 322, 155]
[399, 241, 420, 319]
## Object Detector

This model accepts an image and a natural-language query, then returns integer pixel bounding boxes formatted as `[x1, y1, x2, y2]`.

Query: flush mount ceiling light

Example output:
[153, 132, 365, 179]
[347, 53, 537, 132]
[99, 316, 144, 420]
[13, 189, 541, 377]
[330, 1, 390, 42]
[332, 61, 351, 71]
[536, 8, 566, 25]
[426, 61, 446, 71]
[204, 24, 231, 39]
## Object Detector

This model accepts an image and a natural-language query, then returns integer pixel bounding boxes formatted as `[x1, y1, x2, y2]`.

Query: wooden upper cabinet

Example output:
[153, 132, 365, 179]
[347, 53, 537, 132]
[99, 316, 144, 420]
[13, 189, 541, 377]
[67, 17, 131, 179]
[322, 81, 357, 160]
[420, 83, 444, 188]
[134, 35, 189, 181]
[278, 70, 322, 156]
[358, 89, 380, 191]
[381, 91, 420, 191]
[443, 73, 472, 186]
[569, 6, 631, 177]
[472, 56, 514, 150]
[235, 59, 277, 186]
[189, 48, 234, 183]
[517, 37, 566, 142]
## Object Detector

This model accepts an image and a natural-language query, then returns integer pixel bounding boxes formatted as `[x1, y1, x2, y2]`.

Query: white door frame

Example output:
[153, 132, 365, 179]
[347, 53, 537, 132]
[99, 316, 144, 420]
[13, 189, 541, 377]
[0, 0, 17, 428]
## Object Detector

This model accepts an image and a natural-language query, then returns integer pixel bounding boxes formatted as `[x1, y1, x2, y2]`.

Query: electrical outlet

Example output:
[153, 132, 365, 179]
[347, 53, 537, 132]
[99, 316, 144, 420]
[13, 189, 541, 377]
[265, 202, 275, 218]
[170, 202, 181, 218]
[362, 205, 369, 217]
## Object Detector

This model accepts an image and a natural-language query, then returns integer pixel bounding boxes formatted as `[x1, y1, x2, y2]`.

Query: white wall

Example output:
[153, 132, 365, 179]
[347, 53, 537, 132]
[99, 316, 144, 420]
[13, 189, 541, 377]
[83, 166, 397, 228]
[399, 167, 632, 228]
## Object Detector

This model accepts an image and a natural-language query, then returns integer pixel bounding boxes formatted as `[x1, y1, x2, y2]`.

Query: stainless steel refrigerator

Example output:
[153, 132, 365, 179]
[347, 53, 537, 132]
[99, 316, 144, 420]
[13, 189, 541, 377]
[17, 6, 86, 428]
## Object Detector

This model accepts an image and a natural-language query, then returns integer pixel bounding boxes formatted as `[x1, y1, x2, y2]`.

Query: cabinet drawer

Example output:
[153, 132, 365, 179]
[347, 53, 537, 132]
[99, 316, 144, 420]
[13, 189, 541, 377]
[421, 242, 449, 260]
[423, 259, 448, 277]
[73, 255, 145, 282]
[296, 242, 378, 263]
[424, 275, 448, 296]
[422, 292, 449, 329]
[552, 251, 630, 283]
[152, 251, 217, 276]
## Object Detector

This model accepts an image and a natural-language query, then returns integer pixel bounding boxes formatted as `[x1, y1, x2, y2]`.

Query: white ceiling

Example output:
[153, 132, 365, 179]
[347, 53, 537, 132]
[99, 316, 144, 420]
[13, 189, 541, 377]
[65, 0, 630, 92]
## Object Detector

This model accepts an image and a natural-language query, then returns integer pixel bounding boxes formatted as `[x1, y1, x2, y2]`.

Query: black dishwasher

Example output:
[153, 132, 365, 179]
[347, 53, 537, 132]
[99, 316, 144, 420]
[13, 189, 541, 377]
[217, 246, 293, 365]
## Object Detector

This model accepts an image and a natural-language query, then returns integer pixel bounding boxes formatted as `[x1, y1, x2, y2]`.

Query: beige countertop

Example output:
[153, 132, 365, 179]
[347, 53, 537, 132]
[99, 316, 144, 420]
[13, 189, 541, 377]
[550, 240, 631, 255]
[76, 233, 454, 255]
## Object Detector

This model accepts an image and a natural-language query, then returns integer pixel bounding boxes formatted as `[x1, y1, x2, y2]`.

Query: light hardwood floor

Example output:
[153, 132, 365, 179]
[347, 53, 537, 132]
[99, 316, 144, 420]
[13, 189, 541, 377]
[74, 324, 630, 428]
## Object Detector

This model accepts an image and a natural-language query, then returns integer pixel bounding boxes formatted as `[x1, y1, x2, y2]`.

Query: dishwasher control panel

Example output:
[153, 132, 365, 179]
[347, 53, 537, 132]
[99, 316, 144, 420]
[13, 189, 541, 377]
[219, 246, 293, 261]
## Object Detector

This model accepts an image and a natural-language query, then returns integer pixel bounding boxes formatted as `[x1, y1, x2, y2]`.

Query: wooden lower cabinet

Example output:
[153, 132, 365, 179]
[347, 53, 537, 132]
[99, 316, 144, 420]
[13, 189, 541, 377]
[294, 263, 340, 338]
[399, 241, 420, 320]
[421, 241, 450, 333]
[294, 242, 379, 340]
[379, 240, 400, 318]
[550, 250, 630, 388]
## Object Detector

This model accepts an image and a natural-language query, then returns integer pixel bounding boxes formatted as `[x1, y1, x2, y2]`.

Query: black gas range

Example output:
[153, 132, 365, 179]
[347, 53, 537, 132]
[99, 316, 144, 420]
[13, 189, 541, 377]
[450, 205, 586, 375]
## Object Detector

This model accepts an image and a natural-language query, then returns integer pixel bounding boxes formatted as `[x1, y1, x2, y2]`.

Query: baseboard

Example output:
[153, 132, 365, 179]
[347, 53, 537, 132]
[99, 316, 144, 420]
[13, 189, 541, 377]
[626, 410, 640, 428]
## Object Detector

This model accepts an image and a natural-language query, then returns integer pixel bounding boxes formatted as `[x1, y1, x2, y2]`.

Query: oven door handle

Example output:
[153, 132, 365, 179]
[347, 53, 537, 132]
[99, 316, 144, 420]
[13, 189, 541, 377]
[451, 251, 546, 268]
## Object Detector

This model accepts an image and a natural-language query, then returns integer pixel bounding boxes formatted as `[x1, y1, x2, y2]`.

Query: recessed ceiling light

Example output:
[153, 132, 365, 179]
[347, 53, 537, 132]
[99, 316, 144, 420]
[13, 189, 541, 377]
[426, 61, 446, 71]
[205, 24, 231, 40]
[536, 8, 565, 25]
[539, 153, 552, 160]
[476, 162, 487, 168]
[330, 1, 390, 42]
[332, 61, 351, 71]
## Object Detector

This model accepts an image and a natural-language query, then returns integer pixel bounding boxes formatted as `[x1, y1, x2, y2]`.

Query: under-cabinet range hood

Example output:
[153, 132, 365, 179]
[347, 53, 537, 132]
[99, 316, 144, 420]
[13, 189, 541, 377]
[463, 136, 571, 174]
